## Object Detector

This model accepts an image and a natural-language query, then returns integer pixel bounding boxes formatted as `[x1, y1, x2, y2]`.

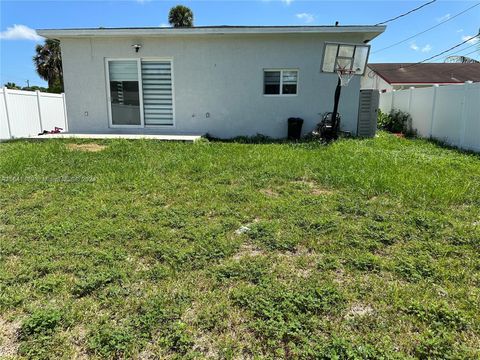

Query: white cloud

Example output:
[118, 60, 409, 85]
[410, 42, 432, 53]
[136, 0, 151, 3]
[410, 42, 419, 51]
[0, 24, 42, 41]
[421, 44, 432, 53]
[296, 13, 315, 24]
[436, 13, 450, 22]
[457, 29, 464, 33]
[159, 23, 169, 28]
[261, 0, 294, 5]
[462, 34, 479, 45]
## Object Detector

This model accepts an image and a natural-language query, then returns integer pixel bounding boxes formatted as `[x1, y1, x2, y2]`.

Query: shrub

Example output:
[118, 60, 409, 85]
[377, 109, 412, 134]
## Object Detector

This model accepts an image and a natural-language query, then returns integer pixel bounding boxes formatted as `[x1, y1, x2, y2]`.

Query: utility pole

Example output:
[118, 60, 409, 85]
[26, 80, 30, 88]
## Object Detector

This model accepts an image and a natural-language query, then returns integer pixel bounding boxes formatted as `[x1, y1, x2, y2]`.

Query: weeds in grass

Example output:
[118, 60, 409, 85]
[1, 133, 479, 357]
[20, 308, 64, 338]
[231, 280, 344, 356]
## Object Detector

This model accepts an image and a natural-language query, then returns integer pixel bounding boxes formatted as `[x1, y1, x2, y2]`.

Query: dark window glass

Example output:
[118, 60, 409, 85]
[282, 84, 297, 94]
[264, 71, 281, 94]
[110, 81, 140, 106]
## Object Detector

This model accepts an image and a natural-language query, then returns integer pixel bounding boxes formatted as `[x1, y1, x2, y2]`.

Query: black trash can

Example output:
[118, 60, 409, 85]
[287, 117, 304, 140]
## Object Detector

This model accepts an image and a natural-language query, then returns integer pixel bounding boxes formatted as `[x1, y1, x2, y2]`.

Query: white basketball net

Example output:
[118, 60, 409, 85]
[336, 68, 356, 87]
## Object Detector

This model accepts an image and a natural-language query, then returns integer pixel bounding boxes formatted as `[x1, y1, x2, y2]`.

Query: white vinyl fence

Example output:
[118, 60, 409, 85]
[0, 87, 68, 140]
[379, 81, 480, 152]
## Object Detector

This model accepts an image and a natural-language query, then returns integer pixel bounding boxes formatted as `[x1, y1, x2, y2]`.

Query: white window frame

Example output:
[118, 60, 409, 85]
[105, 57, 175, 129]
[263, 68, 299, 97]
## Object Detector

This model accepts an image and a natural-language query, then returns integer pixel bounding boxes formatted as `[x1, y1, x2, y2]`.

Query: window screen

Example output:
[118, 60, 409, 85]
[264, 69, 298, 95]
[282, 71, 297, 94]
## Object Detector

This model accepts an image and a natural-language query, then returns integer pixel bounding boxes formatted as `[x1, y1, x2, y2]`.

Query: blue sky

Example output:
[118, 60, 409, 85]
[1, 0, 479, 87]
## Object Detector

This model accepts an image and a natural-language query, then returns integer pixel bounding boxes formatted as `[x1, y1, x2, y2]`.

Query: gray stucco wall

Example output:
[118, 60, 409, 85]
[60, 33, 365, 138]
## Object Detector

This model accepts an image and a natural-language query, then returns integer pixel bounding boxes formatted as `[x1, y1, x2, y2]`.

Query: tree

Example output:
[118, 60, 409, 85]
[33, 39, 63, 93]
[4, 82, 20, 90]
[168, 5, 194, 28]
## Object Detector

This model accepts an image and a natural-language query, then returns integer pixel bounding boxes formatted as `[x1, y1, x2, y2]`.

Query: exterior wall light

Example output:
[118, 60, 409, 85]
[132, 44, 142, 53]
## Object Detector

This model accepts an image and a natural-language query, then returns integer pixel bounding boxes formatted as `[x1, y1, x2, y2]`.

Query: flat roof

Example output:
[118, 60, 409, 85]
[37, 25, 385, 40]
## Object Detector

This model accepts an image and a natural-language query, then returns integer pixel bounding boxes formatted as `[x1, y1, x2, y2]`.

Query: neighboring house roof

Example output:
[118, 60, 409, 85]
[367, 63, 480, 84]
[37, 25, 385, 41]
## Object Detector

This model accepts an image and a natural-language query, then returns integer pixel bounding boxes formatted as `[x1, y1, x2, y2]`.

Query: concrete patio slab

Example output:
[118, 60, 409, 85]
[31, 133, 203, 142]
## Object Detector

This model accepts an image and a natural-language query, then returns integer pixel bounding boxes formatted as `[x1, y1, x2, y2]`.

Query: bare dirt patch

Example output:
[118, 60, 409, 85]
[67, 143, 106, 152]
[278, 246, 313, 258]
[232, 244, 265, 260]
[67, 325, 89, 360]
[345, 304, 375, 318]
[0, 316, 20, 358]
[276, 247, 318, 279]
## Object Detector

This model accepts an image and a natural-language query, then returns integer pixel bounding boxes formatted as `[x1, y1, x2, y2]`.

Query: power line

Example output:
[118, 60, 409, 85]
[375, 0, 437, 26]
[373, 2, 480, 54]
[370, 33, 480, 73]
[460, 48, 480, 57]
[438, 41, 480, 60]
[402, 33, 480, 68]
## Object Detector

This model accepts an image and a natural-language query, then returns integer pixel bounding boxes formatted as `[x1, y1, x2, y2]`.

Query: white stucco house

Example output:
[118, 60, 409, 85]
[37, 25, 385, 138]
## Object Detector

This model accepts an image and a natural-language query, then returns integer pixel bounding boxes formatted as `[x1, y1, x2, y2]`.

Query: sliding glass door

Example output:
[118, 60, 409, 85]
[107, 59, 174, 128]
[107, 60, 142, 127]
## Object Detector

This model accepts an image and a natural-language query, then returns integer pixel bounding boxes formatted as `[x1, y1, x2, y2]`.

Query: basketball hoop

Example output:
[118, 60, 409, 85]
[336, 67, 356, 87]
[319, 42, 371, 140]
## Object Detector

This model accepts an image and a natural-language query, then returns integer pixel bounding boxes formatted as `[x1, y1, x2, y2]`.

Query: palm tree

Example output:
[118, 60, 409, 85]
[168, 5, 194, 27]
[33, 39, 63, 92]
[4, 82, 20, 90]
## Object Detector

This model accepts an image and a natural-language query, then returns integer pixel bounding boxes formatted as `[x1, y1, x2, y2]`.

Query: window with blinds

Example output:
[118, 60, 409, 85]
[141, 61, 174, 126]
[263, 69, 298, 96]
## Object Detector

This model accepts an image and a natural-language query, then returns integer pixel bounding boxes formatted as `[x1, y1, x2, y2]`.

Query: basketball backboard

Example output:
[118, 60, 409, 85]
[321, 42, 371, 76]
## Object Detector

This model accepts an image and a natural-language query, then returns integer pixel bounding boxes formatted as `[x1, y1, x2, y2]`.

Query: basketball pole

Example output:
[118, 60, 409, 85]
[330, 78, 342, 140]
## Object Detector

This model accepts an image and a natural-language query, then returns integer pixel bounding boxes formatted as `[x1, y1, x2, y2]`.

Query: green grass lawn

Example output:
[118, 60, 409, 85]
[0, 133, 479, 359]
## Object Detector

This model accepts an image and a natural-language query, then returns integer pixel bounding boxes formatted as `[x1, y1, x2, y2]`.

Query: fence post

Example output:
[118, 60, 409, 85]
[459, 81, 473, 149]
[408, 87, 414, 113]
[36, 90, 44, 133]
[408, 87, 414, 132]
[62, 93, 68, 132]
[429, 85, 439, 138]
[2, 87, 12, 139]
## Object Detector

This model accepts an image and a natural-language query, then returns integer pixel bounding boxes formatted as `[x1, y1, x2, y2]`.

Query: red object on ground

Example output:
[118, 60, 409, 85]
[394, 133, 405, 138]
[48, 127, 63, 134]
